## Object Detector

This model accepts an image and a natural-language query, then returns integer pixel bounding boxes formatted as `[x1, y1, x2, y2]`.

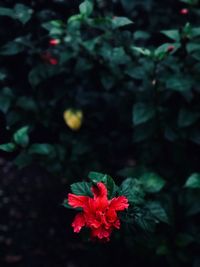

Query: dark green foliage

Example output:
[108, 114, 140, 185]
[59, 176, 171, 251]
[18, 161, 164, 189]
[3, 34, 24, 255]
[120, 178, 145, 204]
[13, 126, 29, 147]
[70, 181, 92, 196]
[0, 0, 200, 266]
[185, 173, 200, 188]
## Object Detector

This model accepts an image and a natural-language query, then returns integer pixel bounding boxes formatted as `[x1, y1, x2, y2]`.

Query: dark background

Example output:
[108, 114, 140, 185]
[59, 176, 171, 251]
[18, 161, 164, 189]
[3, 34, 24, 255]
[0, 0, 200, 266]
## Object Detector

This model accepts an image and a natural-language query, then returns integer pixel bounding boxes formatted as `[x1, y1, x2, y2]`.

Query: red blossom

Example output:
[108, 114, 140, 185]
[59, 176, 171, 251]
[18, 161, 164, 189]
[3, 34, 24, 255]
[68, 182, 129, 241]
[48, 57, 58, 65]
[167, 45, 175, 53]
[49, 39, 60, 46]
[180, 8, 189, 15]
[41, 52, 58, 65]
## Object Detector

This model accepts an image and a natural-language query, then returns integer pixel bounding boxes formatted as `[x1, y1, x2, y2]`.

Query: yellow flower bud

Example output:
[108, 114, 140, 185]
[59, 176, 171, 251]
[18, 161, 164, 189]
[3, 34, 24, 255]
[63, 109, 83, 131]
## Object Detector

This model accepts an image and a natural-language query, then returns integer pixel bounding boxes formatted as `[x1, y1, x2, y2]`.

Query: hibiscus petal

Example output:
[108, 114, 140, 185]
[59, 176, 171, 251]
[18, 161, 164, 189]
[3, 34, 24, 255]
[68, 193, 89, 208]
[72, 212, 86, 233]
[113, 219, 120, 229]
[91, 182, 108, 199]
[87, 217, 102, 229]
[91, 226, 111, 241]
[109, 196, 129, 211]
[106, 209, 117, 223]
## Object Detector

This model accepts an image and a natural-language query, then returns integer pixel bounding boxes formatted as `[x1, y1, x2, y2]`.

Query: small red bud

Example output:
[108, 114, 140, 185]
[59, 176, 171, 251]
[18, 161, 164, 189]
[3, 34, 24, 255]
[49, 39, 60, 46]
[180, 8, 189, 15]
[167, 45, 175, 53]
[41, 52, 58, 65]
[49, 58, 58, 65]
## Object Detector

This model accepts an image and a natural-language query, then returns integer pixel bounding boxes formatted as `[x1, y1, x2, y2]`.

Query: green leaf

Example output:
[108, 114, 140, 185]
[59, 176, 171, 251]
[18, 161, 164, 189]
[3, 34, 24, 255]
[71, 182, 92, 196]
[120, 178, 145, 204]
[166, 76, 193, 92]
[131, 46, 151, 56]
[186, 42, 200, 53]
[110, 47, 130, 65]
[28, 144, 55, 155]
[146, 201, 169, 224]
[29, 64, 61, 87]
[154, 43, 180, 60]
[178, 109, 200, 127]
[16, 96, 37, 112]
[13, 126, 29, 147]
[140, 172, 166, 193]
[87, 17, 112, 30]
[88, 171, 106, 182]
[186, 42, 200, 60]
[161, 30, 180, 42]
[185, 173, 200, 189]
[0, 143, 16, 152]
[134, 31, 150, 40]
[134, 207, 157, 232]
[0, 4, 33, 24]
[42, 20, 64, 35]
[0, 87, 13, 113]
[0, 7, 13, 17]
[0, 40, 24, 56]
[184, 190, 200, 216]
[63, 199, 75, 209]
[191, 27, 200, 37]
[125, 65, 146, 80]
[79, 0, 93, 16]
[133, 103, 155, 125]
[112, 16, 133, 29]
[103, 175, 118, 198]
[14, 4, 33, 24]
[68, 14, 84, 25]
[14, 151, 32, 169]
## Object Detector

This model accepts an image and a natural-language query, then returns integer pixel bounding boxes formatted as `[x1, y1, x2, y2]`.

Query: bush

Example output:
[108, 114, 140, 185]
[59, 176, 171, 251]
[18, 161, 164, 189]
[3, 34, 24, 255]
[0, 0, 200, 266]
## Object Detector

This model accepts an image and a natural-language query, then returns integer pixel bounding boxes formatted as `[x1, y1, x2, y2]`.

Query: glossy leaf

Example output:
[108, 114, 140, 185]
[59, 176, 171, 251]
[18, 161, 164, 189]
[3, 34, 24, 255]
[161, 30, 180, 41]
[146, 201, 169, 224]
[133, 103, 155, 125]
[120, 178, 145, 204]
[28, 144, 55, 155]
[71, 182, 92, 196]
[0, 143, 16, 152]
[185, 173, 200, 189]
[140, 173, 166, 193]
[112, 16, 133, 29]
[79, 0, 93, 16]
[13, 126, 29, 147]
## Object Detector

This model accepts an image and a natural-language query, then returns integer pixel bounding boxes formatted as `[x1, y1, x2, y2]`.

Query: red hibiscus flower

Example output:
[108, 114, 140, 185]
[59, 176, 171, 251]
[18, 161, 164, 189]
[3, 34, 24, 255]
[68, 182, 129, 241]
[180, 8, 189, 15]
[49, 38, 60, 46]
